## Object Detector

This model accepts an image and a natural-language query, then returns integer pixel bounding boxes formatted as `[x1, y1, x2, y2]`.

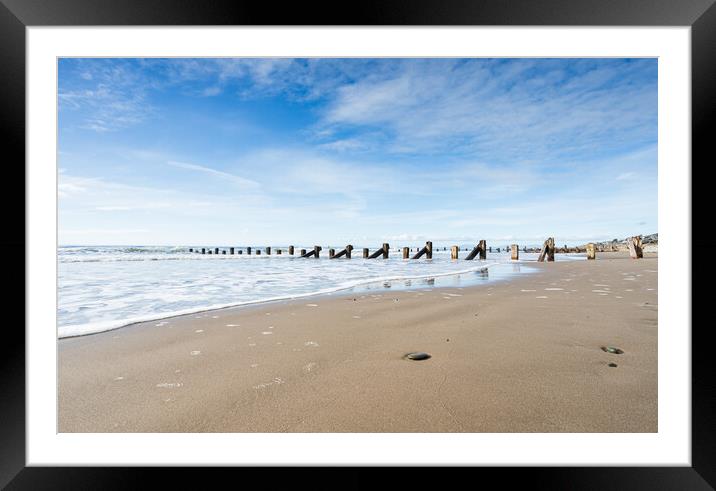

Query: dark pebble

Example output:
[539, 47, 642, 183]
[608, 363, 618, 368]
[405, 352, 431, 361]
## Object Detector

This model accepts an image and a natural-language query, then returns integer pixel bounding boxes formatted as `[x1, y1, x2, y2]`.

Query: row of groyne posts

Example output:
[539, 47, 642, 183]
[186, 236, 645, 261]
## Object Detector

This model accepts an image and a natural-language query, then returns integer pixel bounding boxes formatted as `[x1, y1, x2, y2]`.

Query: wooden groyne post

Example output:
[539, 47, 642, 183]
[628, 236, 644, 259]
[277, 249, 282, 255]
[214, 247, 219, 255]
[362, 248, 369, 258]
[403, 247, 410, 259]
[256, 249, 261, 255]
[229, 247, 234, 255]
[368, 243, 390, 259]
[300, 248, 306, 256]
[288, 245, 294, 255]
[301, 246, 322, 258]
[537, 237, 555, 262]
[238, 250, 243, 254]
[331, 245, 354, 259]
[265, 247, 271, 255]
[246, 247, 252, 255]
[511, 244, 519, 260]
[451, 245, 459, 259]
[586, 243, 596, 260]
[411, 241, 432, 259]
[465, 240, 487, 261]
[201, 248, 206, 254]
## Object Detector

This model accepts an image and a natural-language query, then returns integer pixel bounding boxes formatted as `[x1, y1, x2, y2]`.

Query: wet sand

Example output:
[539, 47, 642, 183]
[59, 252, 657, 432]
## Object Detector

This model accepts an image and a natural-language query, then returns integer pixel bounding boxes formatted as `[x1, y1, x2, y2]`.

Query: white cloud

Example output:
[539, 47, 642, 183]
[317, 138, 371, 153]
[201, 86, 222, 97]
[320, 59, 656, 160]
[59, 60, 155, 132]
[167, 161, 260, 190]
[616, 172, 637, 180]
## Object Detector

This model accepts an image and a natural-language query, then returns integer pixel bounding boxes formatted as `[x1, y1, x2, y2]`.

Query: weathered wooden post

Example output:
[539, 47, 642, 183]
[229, 247, 234, 255]
[628, 236, 643, 259]
[363, 248, 369, 258]
[451, 245, 459, 259]
[208, 250, 212, 255]
[201, 248, 206, 254]
[300, 248, 306, 256]
[265, 247, 271, 255]
[333, 245, 352, 259]
[246, 247, 252, 255]
[214, 247, 219, 255]
[488, 246, 492, 253]
[238, 250, 243, 254]
[537, 237, 555, 262]
[277, 249, 282, 255]
[288, 246, 295, 255]
[256, 249, 261, 255]
[411, 241, 432, 259]
[465, 240, 487, 260]
[189, 248, 193, 253]
[586, 243, 596, 260]
[367, 243, 390, 259]
[314, 245, 321, 258]
[511, 244, 519, 260]
[403, 247, 410, 259]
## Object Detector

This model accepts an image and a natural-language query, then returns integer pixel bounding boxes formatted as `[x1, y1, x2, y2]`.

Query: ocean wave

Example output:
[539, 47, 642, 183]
[58, 261, 505, 338]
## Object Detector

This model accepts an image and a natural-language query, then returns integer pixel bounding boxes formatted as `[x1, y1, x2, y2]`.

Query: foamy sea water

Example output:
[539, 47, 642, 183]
[58, 245, 584, 338]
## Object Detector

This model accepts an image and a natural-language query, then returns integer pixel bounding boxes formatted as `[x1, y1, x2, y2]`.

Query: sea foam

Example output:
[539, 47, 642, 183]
[58, 246, 583, 338]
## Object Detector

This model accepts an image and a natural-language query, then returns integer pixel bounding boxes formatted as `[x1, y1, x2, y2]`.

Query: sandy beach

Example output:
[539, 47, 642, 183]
[58, 252, 657, 433]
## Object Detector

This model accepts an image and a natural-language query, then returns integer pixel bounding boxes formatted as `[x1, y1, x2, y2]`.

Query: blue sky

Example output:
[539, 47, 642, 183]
[58, 58, 657, 246]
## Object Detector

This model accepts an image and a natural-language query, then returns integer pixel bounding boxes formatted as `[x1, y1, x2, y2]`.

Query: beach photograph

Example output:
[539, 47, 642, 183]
[57, 57, 658, 433]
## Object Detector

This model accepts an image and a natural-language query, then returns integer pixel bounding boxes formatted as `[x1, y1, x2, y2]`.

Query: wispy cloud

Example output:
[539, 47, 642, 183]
[167, 161, 260, 190]
[320, 59, 657, 161]
[616, 172, 637, 180]
[59, 60, 154, 132]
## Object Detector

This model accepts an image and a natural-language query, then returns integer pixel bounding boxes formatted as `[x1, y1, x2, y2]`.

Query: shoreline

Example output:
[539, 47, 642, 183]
[59, 251, 657, 432]
[59, 257, 547, 339]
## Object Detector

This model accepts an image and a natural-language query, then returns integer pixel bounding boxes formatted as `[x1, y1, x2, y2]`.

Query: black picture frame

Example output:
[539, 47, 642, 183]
[2, 0, 710, 488]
